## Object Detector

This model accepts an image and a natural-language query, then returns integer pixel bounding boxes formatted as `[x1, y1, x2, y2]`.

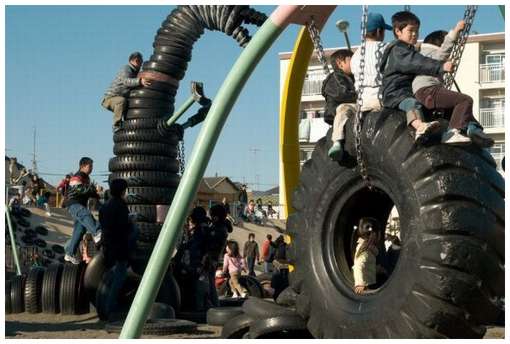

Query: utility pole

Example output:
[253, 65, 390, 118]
[249, 148, 261, 191]
[31, 126, 38, 174]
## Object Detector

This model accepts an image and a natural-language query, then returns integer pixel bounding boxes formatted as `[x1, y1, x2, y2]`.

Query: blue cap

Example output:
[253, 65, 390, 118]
[366, 13, 392, 32]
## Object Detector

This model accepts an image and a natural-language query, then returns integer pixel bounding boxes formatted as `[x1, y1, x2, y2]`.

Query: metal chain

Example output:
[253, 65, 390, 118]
[306, 16, 330, 75]
[178, 140, 185, 176]
[375, 42, 385, 107]
[443, 5, 477, 90]
[354, 5, 372, 189]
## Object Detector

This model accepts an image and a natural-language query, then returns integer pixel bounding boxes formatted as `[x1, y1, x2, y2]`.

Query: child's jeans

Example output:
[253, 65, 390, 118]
[415, 85, 478, 130]
[332, 103, 356, 142]
[397, 97, 424, 125]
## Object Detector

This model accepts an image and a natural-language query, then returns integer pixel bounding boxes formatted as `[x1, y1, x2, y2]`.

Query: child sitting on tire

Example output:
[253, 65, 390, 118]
[352, 217, 381, 294]
[322, 49, 358, 162]
[222, 240, 248, 298]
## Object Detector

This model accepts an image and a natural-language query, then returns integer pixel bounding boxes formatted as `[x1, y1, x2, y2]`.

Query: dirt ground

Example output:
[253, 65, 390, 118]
[5, 207, 504, 339]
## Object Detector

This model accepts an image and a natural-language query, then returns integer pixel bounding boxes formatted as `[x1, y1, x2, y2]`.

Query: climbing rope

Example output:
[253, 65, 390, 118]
[306, 16, 330, 75]
[443, 6, 478, 90]
[354, 5, 373, 189]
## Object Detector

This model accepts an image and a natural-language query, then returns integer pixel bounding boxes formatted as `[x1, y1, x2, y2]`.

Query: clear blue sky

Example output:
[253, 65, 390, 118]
[5, 5, 504, 190]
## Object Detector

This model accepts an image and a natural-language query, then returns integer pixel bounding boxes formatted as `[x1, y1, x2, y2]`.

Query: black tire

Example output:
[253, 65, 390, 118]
[95, 269, 115, 321]
[34, 225, 49, 236]
[275, 286, 298, 307]
[176, 310, 207, 324]
[287, 109, 505, 338]
[6, 280, 12, 314]
[129, 88, 176, 100]
[242, 297, 296, 320]
[143, 80, 179, 94]
[19, 207, 32, 217]
[221, 313, 254, 339]
[52, 244, 65, 254]
[105, 319, 197, 335]
[113, 129, 179, 144]
[114, 142, 178, 158]
[136, 222, 163, 242]
[24, 228, 37, 237]
[128, 97, 173, 110]
[34, 238, 47, 248]
[83, 252, 106, 304]
[122, 118, 161, 130]
[148, 302, 176, 320]
[21, 235, 34, 245]
[109, 155, 179, 173]
[41, 263, 63, 313]
[128, 205, 158, 223]
[10, 274, 26, 313]
[249, 315, 311, 339]
[239, 275, 264, 298]
[109, 171, 180, 188]
[17, 217, 30, 227]
[24, 267, 45, 313]
[150, 53, 188, 68]
[125, 107, 172, 119]
[206, 306, 244, 326]
[42, 249, 55, 259]
[60, 263, 87, 315]
[218, 296, 245, 307]
[142, 61, 185, 79]
[126, 187, 176, 205]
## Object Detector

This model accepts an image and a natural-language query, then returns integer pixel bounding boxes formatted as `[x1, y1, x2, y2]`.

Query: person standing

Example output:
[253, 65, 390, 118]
[57, 174, 72, 208]
[260, 234, 275, 273]
[101, 52, 152, 132]
[63, 157, 102, 264]
[238, 184, 248, 217]
[243, 233, 260, 277]
[222, 241, 248, 298]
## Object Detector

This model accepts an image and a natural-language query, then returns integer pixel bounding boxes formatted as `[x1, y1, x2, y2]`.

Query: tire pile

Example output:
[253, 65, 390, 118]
[110, 5, 267, 277]
[5, 263, 89, 315]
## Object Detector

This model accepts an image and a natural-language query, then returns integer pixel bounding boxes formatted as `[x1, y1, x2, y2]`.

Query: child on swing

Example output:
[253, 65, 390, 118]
[322, 49, 358, 162]
[352, 217, 381, 294]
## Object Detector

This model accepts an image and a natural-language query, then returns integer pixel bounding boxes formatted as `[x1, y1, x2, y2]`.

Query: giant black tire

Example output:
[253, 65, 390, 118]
[60, 263, 87, 315]
[113, 129, 179, 144]
[125, 108, 172, 119]
[24, 267, 46, 313]
[221, 313, 254, 339]
[41, 263, 63, 314]
[135, 222, 163, 242]
[114, 142, 178, 158]
[287, 109, 505, 339]
[142, 61, 185, 79]
[129, 88, 176, 100]
[249, 315, 312, 339]
[122, 118, 162, 129]
[10, 275, 26, 314]
[6, 280, 12, 314]
[125, 187, 176, 205]
[128, 97, 173, 110]
[109, 171, 180, 188]
[83, 253, 106, 304]
[128, 205, 158, 223]
[109, 155, 179, 173]
[206, 306, 244, 326]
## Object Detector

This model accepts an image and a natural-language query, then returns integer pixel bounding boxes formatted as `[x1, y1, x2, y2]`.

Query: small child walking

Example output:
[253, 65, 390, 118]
[222, 240, 248, 298]
[352, 217, 381, 294]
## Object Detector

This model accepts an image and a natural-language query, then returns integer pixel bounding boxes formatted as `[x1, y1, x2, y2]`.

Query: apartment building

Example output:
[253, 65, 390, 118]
[279, 32, 505, 172]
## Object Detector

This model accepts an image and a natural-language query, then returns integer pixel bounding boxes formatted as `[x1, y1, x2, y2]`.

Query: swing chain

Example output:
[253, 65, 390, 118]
[178, 140, 186, 176]
[354, 5, 372, 189]
[307, 16, 330, 75]
[444, 5, 477, 90]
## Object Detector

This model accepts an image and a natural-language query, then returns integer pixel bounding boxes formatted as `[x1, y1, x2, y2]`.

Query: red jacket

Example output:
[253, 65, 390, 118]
[261, 239, 272, 260]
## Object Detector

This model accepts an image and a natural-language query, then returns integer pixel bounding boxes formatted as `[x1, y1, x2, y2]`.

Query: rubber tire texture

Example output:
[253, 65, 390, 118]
[35, 226, 49, 236]
[5, 280, 12, 314]
[114, 142, 178, 158]
[10, 275, 26, 313]
[206, 306, 244, 326]
[60, 263, 87, 315]
[24, 267, 46, 313]
[125, 187, 176, 205]
[249, 315, 311, 339]
[125, 107, 172, 119]
[275, 286, 298, 307]
[83, 252, 106, 304]
[109, 155, 179, 173]
[52, 244, 65, 254]
[242, 297, 296, 320]
[221, 313, 254, 339]
[109, 171, 180, 188]
[41, 263, 63, 313]
[175, 311, 207, 324]
[113, 129, 179, 144]
[105, 319, 197, 335]
[287, 109, 505, 339]
[128, 205, 158, 223]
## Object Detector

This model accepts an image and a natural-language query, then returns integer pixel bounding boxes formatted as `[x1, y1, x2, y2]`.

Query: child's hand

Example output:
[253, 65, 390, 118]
[443, 61, 454, 73]
[354, 285, 367, 294]
[454, 20, 466, 33]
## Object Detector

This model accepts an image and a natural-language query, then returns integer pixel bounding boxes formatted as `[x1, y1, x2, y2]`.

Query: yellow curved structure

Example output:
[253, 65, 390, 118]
[279, 8, 334, 219]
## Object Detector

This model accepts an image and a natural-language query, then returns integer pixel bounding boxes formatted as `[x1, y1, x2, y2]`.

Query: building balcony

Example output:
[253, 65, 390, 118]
[479, 63, 505, 83]
[479, 107, 504, 130]
[302, 78, 325, 97]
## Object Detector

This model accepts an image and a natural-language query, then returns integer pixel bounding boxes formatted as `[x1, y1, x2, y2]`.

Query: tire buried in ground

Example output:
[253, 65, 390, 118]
[24, 267, 45, 313]
[6, 280, 12, 314]
[60, 263, 87, 315]
[10, 274, 26, 313]
[287, 109, 505, 338]
[41, 263, 63, 313]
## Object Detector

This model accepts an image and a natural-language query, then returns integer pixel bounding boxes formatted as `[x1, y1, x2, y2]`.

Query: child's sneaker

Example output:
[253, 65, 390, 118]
[93, 230, 102, 244]
[441, 129, 472, 145]
[232, 292, 240, 299]
[328, 141, 344, 161]
[415, 121, 441, 142]
[64, 254, 81, 265]
[467, 124, 494, 148]
[240, 292, 248, 298]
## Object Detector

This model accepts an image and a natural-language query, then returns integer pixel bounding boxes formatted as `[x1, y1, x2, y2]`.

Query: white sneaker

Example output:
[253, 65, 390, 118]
[64, 254, 81, 265]
[441, 129, 472, 145]
[232, 292, 240, 299]
[93, 230, 102, 244]
[240, 292, 248, 298]
[415, 121, 441, 142]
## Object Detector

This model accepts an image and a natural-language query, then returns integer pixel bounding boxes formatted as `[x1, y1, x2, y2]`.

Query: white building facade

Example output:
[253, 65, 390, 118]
[279, 32, 505, 172]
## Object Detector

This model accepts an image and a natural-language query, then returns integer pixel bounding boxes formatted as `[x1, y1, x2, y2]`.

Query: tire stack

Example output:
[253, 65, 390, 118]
[109, 5, 267, 277]
[5, 263, 89, 316]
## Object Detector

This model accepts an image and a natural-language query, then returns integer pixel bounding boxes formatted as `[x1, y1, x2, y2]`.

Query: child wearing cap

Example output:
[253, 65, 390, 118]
[351, 12, 393, 112]
[379, 11, 454, 143]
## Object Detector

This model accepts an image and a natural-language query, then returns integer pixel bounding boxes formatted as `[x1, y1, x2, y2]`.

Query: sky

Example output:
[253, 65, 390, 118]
[5, 5, 505, 190]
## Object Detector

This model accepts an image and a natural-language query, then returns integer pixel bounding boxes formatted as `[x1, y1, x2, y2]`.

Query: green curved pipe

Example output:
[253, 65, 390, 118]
[119, 11, 291, 339]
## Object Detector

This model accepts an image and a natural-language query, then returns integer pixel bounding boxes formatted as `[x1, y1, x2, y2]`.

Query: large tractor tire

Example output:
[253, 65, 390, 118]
[287, 109, 505, 339]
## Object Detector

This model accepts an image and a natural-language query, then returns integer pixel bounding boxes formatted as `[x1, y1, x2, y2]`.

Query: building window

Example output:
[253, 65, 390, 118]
[479, 97, 505, 129]
[480, 53, 505, 83]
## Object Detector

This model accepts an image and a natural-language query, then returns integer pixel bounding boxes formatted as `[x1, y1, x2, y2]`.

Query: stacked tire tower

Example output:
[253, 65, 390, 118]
[108, 4, 267, 292]
[286, 110, 505, 338]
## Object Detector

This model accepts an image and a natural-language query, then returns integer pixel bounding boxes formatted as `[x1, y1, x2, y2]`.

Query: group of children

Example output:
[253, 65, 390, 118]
[324, 11, 493, 162]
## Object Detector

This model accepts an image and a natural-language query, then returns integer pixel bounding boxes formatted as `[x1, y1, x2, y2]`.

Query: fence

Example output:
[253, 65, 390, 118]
[479, 107, 504, 129]
[480, 63, 505, 83]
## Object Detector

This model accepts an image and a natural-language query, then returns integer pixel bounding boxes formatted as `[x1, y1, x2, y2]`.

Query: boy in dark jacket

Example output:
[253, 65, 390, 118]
[380, 11, 454, 142]
[98, 178, 137, 317]
[322, 49, 358, 161]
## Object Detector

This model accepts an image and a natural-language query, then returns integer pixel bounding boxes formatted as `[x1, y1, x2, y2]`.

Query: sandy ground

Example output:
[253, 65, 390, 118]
[5, 207, 504, 339]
